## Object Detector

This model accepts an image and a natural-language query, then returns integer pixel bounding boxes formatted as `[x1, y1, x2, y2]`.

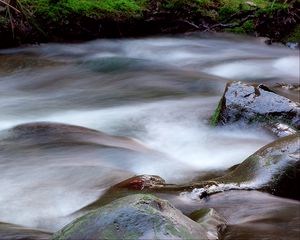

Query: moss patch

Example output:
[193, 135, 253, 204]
[285, 24, 300, 43]
[225, 19, 255, 34]
[189, 208, 211, 221]
[21, 0, 147, 21]
[210, 98, 223, 127]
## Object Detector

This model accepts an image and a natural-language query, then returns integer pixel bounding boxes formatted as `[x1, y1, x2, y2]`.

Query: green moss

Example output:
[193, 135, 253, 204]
[164, 221, 193, 239]
[22, 0, 147, 21]
[249, 113, 296, 130]
[216, 155, 260, 184]
[225, 20, 255, 34]
[218, 0, 269, 21]
[100, 226, 120, 240]
[0, 16, 9, 25]
[210, 98, 223, 127]
[285, 24, 300, 43]
[189, 208, 211, 221]
[162, 0, 219, 19]
[163, 0, 212, 9]
[255, 2, 289, 17]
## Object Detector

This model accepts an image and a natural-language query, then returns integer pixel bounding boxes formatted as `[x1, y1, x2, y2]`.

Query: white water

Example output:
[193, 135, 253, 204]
[0, 33, 298, 231]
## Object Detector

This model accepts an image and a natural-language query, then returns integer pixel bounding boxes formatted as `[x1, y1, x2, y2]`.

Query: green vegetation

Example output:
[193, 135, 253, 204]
[210, 99, 222, 127]
[0, 0, 298, 47]
[0, 15, 9, 25]
[21, 0, 147, 20]
[285, 24, 300, 42]
[225, 20, 255, 34]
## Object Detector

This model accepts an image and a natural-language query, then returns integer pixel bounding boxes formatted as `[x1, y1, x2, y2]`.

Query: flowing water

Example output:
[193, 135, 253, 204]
[0, 33, 299, 232]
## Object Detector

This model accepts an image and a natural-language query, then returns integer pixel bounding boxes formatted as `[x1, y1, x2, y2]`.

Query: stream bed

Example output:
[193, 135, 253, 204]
[0, 33, 299, 236]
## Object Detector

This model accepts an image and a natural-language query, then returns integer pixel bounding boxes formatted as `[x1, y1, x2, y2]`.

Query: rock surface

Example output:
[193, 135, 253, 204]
[78, 175, 167, 212]
[190, 208, 227, 239]
[52, 194, 211, 240]
[193, 191, 300, 240]
[192, 133, 300, 199]
[7, 122, 150, 152]
[80, 133, 300, 215]
[0, 222, 51, 240]
[212, 81, 300, 136]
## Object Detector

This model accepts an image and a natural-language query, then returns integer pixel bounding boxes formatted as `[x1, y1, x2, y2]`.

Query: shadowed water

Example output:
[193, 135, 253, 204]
[0, 33, 299, 232]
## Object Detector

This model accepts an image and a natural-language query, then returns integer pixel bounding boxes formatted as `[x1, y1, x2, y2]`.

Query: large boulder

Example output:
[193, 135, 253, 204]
[52, 194, 212, 240]
[211, 81, 300, 136]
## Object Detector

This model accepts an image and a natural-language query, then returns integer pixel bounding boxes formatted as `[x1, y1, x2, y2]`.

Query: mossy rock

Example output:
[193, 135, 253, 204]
[193, 134, 300, 199]
[52, 194, 209, 240]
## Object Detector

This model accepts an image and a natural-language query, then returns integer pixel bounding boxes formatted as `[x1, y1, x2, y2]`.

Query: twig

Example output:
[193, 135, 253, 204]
[0, 0, 20, 13]
[179, 19, 201, 30]
[210, 14, 255, 30]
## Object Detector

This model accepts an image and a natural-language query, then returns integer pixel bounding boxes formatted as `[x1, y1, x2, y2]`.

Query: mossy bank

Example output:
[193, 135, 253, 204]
[0, 0, 299, 48]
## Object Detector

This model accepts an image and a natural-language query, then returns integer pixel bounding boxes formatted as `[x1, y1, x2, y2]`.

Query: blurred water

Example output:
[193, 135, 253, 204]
[0, 33, 298, 231]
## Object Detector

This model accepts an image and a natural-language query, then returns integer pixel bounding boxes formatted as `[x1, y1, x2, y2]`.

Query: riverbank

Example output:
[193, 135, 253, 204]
[0, 0, 299, 48]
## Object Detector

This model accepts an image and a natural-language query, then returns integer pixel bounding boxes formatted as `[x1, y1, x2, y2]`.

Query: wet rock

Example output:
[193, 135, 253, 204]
[0, 55, 60, 73]
[212, 81, 300, 136]
[270, 83, 300, 103]
[194, 133, 300, 199]
[76, 174, 218, 214]
[0, 222, 51, 240]
[6, 122, 150, 152]
[264, 122, 297, 137]
[190, 208, 227, 239]
[81, 134, 299, 211]
[52, 194, 210, 240]
[195, 191, 300, 240]
[78, 175, 167, 212]
[80, 57, 159, 73]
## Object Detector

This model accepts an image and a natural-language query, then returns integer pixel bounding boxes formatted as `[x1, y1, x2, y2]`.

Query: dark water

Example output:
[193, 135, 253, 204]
[0, 34, 299, 232]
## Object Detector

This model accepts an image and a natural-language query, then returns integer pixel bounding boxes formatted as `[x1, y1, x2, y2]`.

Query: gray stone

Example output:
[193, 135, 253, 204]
[213, 81, 300, 136]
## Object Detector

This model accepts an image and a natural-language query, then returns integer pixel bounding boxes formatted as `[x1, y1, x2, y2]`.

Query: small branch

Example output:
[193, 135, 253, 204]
[0, 0, 21, 13]
[210, 14, 255, 30]
[179, 19, 201, 30]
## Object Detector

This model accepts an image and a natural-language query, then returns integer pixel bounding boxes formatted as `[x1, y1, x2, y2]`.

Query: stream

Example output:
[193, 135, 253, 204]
[0, 33, 299, 234]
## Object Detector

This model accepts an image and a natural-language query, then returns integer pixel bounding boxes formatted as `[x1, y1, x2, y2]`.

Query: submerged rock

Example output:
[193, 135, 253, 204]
[195, 191, 300, 240]
[212, 81, 300, 136]
[52, 194, 211, 240]
[190, 208, 226, 239]
[270, 83, 300, 103]
[7, 122, 150, 152]
[0, 222, 51, 240]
